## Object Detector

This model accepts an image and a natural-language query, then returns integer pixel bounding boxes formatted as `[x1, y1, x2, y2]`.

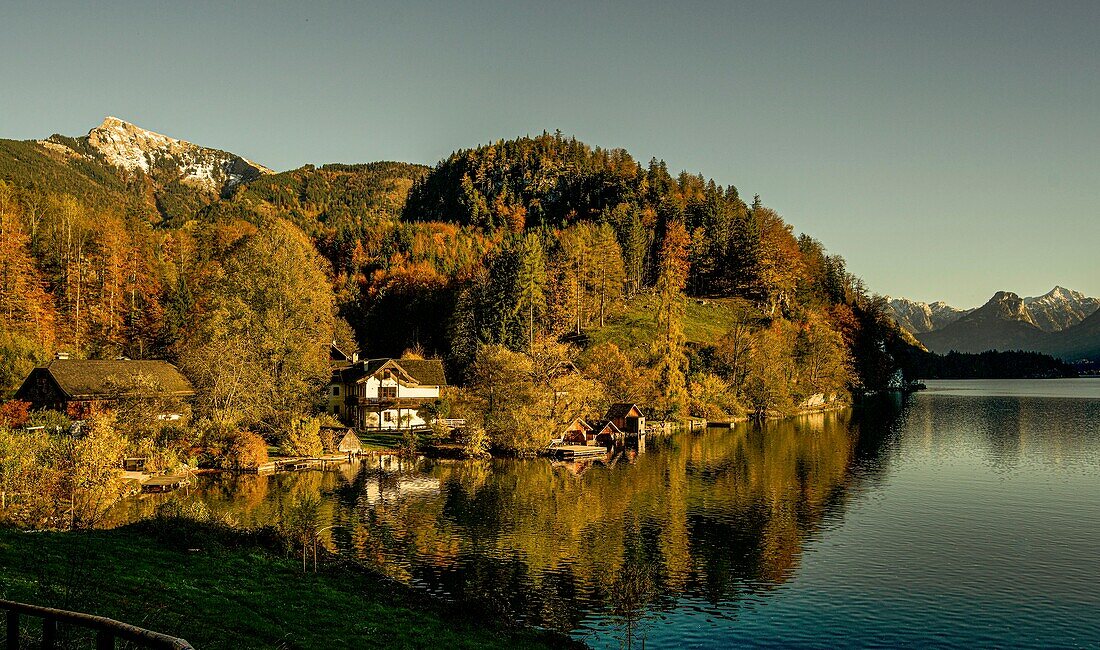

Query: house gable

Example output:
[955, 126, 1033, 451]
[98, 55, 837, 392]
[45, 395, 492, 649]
[605, 403, 644, 420]
[13, 368, 69, 409]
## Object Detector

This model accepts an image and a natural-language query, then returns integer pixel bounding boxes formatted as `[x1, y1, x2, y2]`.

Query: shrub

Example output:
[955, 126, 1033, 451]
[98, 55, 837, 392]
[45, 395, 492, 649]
[458, 426, 490, 459]
[278, 418, 324, 457]
[689, 374, 745, 421]
[224, 430, 270, 470]
[0, 400, 30, 428]
[26, 409, 71, 432]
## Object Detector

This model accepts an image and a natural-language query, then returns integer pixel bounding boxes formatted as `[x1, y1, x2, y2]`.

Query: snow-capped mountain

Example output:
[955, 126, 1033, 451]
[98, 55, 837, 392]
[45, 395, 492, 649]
[1022, 286, 1100, 332]
[885, 298, 969, 334]
[917, 291, 1045, 354]
[888, 287, 1099, 338]
[43, 116, 271, 197]
[898, 288, 1100, 360]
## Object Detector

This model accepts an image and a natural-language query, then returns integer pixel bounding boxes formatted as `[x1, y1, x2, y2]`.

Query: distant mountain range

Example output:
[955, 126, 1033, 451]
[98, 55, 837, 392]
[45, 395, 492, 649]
[886, 287, 1100, 362]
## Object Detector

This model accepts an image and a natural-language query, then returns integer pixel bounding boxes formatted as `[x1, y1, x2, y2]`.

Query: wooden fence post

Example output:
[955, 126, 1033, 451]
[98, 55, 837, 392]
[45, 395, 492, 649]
[6, 610, 18, 650]
[96, 629, 115, 650]
[41, 616, 57, 648]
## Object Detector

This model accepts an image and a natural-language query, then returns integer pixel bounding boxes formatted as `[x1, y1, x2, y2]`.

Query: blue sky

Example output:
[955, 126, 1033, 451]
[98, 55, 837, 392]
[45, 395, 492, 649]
[2, 0, 1097, 306]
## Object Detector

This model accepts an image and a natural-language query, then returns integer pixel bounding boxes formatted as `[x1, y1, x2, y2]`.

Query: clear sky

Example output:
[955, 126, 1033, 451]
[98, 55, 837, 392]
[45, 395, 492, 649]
[2, 1, 1097, 307]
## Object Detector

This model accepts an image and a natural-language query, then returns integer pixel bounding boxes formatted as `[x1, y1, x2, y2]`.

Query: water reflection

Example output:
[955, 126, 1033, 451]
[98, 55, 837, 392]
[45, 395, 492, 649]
[110, 410, 866, 631]
[106, 382, 1100, 648]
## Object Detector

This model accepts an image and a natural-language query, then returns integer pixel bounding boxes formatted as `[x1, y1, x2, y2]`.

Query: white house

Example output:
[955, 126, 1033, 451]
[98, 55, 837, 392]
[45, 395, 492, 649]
[327, 357, 447, 431]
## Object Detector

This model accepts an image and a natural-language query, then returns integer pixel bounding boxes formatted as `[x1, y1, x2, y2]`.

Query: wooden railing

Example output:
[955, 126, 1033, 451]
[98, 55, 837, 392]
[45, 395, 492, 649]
[1, 599, 194, 649]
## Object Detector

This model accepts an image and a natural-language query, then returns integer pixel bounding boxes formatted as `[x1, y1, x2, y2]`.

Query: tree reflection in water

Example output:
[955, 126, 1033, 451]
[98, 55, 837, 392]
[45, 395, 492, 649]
[107, 407, 896, 635]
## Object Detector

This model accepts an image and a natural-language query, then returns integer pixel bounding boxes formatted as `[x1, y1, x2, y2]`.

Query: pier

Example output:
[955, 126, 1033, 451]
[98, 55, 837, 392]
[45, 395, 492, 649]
[549, 445, 611, 460]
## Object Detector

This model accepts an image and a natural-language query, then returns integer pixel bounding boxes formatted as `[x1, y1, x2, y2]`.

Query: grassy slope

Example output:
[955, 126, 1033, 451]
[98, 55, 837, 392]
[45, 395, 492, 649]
[0, 524, 572, 649]
[586, 294, 750, 357]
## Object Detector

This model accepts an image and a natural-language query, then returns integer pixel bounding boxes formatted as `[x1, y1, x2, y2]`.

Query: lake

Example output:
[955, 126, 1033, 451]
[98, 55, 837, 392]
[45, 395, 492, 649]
[110, 379, 1100, 648]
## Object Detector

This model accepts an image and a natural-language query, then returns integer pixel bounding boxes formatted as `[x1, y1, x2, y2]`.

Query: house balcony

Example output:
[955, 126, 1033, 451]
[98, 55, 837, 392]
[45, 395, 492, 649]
[344, 396, 437, 408]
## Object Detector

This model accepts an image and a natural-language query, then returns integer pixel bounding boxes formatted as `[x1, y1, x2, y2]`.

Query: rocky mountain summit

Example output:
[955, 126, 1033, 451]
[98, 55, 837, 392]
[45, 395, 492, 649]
[67, 116, 270, 194]
[899, 288, 1100, 361]
[917, 292, 1043, 354]
[34, 117, 272, 222]
[889, 287, 1099, 337]
[1023, 286, 1100, 332]
[885, 298, 969, 334]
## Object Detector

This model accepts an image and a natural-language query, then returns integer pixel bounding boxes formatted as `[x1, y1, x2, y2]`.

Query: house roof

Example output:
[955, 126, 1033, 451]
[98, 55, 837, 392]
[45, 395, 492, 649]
[605, 403, 643, 420]
[565, 418, 593, 432]
[330, 342, 350, 362]
[592, 420, 623, 435]
[32, 360, 195, 399]
[321, 427, 361, 453]
[343, 360, 446, 387]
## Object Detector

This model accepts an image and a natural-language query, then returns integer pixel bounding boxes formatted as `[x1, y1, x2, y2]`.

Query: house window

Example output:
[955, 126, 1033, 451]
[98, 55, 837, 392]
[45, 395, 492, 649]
[379, 386, 397, 399]
[332, 386, 340, 396]
[383, 411, 393, 422]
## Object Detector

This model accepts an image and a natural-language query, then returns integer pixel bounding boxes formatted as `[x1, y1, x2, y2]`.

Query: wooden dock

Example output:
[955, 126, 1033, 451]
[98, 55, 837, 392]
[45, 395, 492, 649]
[141, 475, 191, 493]
[548, 445, 609, 460]
[242, 453, 355, 474]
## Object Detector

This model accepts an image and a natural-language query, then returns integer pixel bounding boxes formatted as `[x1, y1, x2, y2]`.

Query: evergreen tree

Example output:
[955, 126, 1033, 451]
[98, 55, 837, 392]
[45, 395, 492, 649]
[729, 198, 763, 300]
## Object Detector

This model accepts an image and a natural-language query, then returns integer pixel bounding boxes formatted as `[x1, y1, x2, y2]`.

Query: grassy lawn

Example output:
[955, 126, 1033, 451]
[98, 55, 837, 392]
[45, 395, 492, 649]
[587, 294, 755, 356]
[355, 429, 406, 451]
[0, 523, 575, 649]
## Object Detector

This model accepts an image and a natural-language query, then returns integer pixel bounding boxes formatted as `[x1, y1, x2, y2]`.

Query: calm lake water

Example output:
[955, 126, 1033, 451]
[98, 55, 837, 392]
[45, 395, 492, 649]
[111, 379, 1100, 648]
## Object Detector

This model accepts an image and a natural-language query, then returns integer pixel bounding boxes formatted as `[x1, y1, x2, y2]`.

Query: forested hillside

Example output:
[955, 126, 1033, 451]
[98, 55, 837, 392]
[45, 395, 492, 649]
[1, 121, 917, 462]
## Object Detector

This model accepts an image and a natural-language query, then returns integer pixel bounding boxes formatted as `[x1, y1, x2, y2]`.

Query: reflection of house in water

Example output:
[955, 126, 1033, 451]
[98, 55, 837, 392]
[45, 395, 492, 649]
[361, 473, 442, 506]
[354, 454, 441, 505]
[551, 457, 601, 476]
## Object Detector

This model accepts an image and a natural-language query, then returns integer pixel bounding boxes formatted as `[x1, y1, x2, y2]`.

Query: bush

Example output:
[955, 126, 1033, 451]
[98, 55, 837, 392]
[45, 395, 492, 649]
[458, 426, 490, 459]
[26, 409, 71, 432]
[278, 418, 324, 457]
[0, 400, 30, 428]
[689, 374, 744, 421]
[399, 428, 420, 458]
[492, 411, 556, 456]
[224, 430, 270, 470]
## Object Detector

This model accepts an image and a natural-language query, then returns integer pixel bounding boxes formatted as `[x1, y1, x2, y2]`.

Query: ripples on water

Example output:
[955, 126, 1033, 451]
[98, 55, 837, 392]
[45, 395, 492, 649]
[111, 379, 1100, 648]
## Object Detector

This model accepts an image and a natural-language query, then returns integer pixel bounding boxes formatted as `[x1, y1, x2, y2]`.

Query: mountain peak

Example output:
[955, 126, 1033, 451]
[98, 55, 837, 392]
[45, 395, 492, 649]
[983, 291, 1034, 323]
[79, 116, 271, 192]
[99, 115, 136, 129]
[885, 297, 968, 334]
[1023, 286, 1100, 332]
[86, 116, 191, 174]
[1039, 286, 1080, 300]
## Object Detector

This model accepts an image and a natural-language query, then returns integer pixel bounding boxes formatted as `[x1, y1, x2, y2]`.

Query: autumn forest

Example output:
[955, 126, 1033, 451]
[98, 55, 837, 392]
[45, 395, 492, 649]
[0, 126, 916, 484]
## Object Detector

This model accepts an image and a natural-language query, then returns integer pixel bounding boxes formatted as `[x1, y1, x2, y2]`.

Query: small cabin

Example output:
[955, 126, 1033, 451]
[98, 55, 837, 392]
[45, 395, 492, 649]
[605, 403, 645, 434]
[320, 425, 362, 455]
[592, 420, 624, 446]
[562, 418, 596, 446]
[122, 457, 147, 472]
